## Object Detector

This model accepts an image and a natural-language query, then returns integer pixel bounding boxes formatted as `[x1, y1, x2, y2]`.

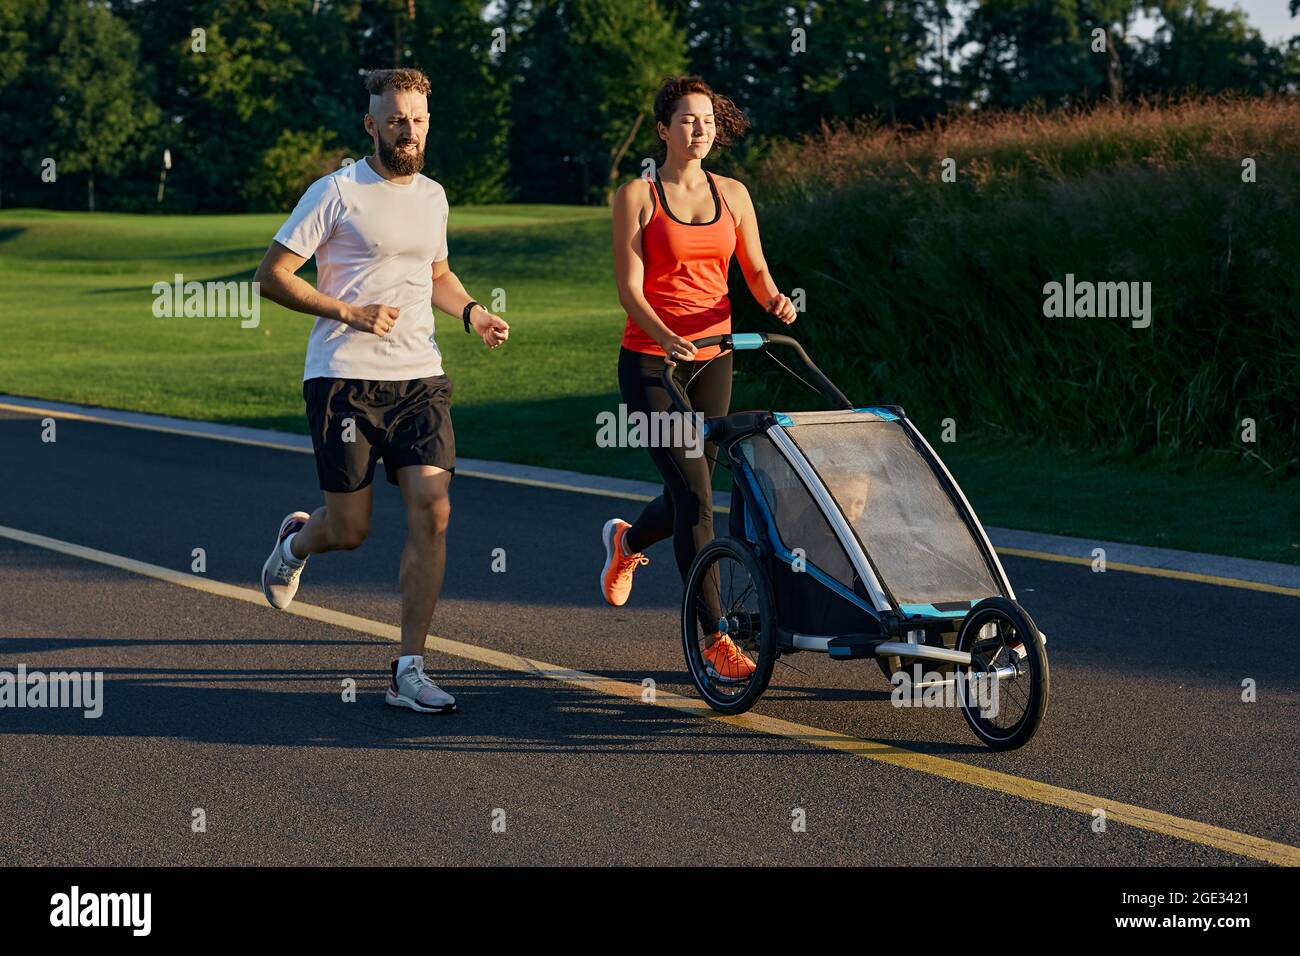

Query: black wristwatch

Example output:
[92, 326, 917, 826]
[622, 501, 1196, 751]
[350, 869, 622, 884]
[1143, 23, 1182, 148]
[462, 300, 480, 334]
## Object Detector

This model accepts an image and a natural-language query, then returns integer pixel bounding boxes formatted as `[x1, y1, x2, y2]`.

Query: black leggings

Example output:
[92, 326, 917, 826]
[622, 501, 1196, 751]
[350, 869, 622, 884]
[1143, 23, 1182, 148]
[618, 347, 731, 625]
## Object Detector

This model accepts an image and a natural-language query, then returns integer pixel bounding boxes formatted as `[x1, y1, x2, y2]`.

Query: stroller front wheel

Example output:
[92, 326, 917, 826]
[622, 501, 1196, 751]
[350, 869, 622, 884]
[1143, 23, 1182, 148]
[955, 597, 1050, 750]
[681, 537, 778, 715]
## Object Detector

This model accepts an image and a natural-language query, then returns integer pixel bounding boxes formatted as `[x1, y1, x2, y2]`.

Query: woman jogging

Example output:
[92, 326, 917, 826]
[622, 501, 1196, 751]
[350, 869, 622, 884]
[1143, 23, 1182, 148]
[599, 75, 797, 681]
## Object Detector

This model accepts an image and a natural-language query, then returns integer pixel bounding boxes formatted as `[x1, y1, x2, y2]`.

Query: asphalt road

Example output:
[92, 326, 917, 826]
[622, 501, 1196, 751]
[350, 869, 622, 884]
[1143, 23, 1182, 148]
[0, 408, 1296, 865]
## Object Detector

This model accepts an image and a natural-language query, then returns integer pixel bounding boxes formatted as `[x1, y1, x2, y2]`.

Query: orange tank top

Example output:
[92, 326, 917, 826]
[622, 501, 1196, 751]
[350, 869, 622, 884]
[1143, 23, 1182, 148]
[621, 172, 737, 361]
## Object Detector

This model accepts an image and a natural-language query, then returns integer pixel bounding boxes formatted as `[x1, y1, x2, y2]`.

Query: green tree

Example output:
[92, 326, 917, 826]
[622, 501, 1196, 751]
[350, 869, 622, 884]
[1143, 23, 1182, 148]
[403, 0, 511, 203]
[5, 0, 159, 210]
[959, 0, 1295, 107]
[673, 0, 950, 138]
[1133, 0, 1299, 96]
[122, 0, 507, 209]
[244, 128, 352, 212]
[342, 1, 509, 201]
[0, 0, 32, 90]
[958, 0, 1128, 108]
[0, 0, 40, 207]
[502, 0, 687, 204]
[164, 0, 361, 212]
[1084, 0, 1145, 101]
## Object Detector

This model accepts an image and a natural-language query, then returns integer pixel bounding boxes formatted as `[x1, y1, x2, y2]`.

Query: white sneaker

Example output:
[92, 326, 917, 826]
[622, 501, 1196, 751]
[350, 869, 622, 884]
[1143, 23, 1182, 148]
[261, 511, 310, 609]
[386, 660, 457, 714]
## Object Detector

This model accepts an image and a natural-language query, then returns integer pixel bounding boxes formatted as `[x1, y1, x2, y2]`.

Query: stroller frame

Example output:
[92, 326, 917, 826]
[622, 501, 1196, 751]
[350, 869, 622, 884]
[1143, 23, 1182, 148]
[663, 332, 1050, 749]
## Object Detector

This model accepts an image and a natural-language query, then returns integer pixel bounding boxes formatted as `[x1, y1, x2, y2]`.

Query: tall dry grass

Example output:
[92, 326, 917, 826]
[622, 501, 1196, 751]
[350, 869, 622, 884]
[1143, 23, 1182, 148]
[735, 98, 1300, 472]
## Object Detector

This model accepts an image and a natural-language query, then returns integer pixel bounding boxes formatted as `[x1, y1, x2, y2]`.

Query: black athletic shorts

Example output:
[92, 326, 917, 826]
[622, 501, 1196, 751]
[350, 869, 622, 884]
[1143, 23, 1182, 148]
[303, 375, 456, 493]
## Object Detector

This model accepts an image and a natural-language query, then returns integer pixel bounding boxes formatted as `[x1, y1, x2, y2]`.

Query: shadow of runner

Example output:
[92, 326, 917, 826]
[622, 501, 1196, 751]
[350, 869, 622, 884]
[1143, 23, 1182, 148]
[0, 635, 377, 655]
[0, 666, 822, 757]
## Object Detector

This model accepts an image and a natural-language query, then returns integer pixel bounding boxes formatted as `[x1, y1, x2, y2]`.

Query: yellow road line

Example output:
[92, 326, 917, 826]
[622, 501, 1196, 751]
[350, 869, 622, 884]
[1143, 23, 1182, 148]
[4, 400, 1297, 598]
[2, 522, 1296, 866]
[0, 402, 308, 456]
[996, 547, 1300, 599]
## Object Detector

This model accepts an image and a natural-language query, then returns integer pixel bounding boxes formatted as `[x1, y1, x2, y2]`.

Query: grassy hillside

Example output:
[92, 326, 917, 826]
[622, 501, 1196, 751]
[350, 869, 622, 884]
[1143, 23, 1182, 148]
[0, 177, 1296, 563]
[739, 99, 1300, 473]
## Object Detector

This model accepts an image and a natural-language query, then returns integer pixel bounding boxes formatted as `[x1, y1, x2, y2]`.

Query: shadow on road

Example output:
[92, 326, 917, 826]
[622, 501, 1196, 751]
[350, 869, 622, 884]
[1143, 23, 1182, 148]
[0, 662, 853, 757]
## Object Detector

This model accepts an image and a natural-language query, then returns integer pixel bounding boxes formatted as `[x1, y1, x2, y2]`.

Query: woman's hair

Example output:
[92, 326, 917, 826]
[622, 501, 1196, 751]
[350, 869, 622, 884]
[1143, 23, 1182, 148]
[652, 75, 750, 149]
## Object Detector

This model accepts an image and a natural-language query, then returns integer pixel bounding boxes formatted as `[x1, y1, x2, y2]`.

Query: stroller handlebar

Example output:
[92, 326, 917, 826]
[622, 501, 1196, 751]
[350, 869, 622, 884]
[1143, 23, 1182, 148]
[659, 332, 853, 417]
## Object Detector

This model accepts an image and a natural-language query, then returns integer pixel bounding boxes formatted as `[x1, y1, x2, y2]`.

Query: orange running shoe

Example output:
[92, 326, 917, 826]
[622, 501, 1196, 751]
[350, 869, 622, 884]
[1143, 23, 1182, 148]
[702, 633, 757, 683]
[600, 519, 649, 606]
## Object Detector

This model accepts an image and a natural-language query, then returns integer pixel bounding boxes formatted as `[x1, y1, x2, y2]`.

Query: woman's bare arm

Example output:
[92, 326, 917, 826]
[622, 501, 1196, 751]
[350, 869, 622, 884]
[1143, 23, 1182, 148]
[723, 179, 797, 325]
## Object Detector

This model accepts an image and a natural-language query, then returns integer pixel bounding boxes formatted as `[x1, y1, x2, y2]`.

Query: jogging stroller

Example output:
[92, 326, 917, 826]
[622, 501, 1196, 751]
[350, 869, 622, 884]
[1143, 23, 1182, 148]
[666, 333, 1049, 750]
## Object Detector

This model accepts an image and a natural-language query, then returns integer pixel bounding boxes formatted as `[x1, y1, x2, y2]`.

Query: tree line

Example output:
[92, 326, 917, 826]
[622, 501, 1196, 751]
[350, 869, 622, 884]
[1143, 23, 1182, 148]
[1, 0, 1296, 212]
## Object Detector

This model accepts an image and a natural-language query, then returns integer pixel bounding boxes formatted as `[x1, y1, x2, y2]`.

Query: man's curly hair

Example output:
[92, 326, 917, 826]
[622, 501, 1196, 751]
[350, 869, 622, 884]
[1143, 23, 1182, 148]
[364, 68, 431, 97]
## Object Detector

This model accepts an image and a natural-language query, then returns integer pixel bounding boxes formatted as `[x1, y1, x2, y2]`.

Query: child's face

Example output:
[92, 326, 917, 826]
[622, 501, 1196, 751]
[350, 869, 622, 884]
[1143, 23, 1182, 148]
[832, 474, 871, 524]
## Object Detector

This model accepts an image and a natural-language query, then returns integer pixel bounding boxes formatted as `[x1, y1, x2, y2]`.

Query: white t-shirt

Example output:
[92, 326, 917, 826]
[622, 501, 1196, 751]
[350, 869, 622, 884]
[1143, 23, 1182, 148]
[274, 157, 450, 381]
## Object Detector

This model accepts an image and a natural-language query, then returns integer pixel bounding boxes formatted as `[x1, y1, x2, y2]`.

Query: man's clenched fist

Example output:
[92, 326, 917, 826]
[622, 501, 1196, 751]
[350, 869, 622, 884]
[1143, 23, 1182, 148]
[471, 307, 510, 350]
[342, 303, 400, 336]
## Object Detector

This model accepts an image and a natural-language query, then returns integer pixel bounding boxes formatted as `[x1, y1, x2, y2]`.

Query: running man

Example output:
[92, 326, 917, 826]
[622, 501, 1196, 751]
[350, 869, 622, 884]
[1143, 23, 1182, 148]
[254, 68, 509, 714]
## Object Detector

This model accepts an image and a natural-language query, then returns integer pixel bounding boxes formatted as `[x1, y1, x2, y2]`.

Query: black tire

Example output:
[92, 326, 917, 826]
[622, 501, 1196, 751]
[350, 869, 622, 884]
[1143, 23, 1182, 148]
[876, 652, 903, 684]
[955, 597, 1049, 750]
[681, 537, 777, 715]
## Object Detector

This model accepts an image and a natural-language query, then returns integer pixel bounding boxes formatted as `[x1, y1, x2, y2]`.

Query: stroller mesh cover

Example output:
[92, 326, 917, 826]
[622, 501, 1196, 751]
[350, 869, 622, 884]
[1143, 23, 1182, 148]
[779, 420, 1001, 607]
[739, 435, 858, 589]
[738, 434, 876, 634]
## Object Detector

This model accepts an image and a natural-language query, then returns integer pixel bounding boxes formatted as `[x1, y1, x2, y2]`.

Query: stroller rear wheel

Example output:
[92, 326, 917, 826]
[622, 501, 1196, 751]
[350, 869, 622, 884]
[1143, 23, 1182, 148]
[955, 597, 1050, 750]
[682, 537, 777, 715]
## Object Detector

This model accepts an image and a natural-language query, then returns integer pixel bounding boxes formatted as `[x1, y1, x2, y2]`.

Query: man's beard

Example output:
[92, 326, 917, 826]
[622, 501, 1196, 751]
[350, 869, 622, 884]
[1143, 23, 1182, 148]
[378, 135, 425, 176]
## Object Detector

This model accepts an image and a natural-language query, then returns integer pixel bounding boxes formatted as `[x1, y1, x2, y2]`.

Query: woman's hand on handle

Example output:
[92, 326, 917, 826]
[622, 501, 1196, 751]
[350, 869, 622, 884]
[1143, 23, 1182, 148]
[766, 293, 797, 325]
[657, 332, 698, 367]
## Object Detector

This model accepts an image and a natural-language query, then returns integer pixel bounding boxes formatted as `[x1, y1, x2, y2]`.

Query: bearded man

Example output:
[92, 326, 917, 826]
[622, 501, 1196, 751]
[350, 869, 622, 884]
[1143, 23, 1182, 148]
[253, 68, 510, 713]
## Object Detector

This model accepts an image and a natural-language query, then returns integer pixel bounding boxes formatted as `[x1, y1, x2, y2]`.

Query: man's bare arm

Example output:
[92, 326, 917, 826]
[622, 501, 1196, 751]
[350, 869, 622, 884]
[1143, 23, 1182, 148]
[254, 241, 398, 336]
[430, 258, 509, 349]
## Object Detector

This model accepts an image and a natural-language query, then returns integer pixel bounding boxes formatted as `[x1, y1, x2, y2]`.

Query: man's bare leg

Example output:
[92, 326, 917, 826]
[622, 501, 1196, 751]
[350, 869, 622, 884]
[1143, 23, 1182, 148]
[262, 486, 373, 610]
[290, 486, 374, 558]
[396, 465, 452, 658]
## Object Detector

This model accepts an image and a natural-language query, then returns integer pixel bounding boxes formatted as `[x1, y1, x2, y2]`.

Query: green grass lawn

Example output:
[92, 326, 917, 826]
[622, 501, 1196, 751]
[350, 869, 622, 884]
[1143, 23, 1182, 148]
[1, 208, 1296, 565]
